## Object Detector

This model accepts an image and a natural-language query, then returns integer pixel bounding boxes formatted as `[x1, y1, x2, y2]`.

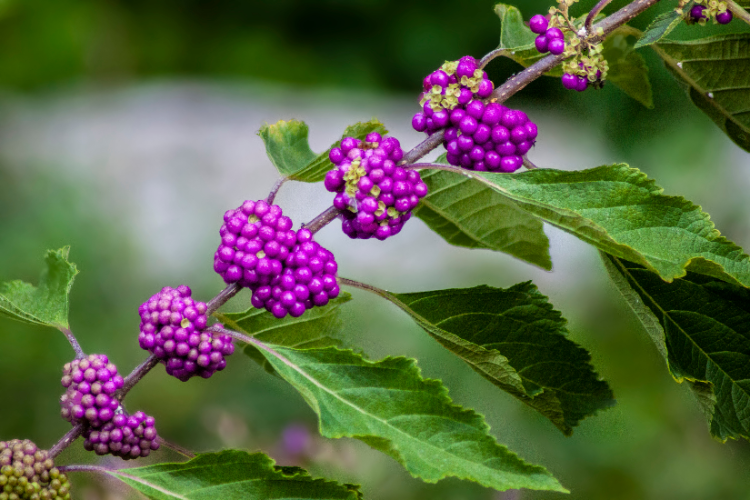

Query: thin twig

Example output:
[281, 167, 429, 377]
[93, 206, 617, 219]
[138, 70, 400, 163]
[49, 424, 84, 459]
[401, 131, 446, 165]
[337, 277, 390, 299]
[586, 0, 615, 32]
[206, 325, 254, 345]
[266, 177, 287, 204]
[727, 0, 750, 26]
[116, 354, 160, 401]
[302, 206, 342, 235]
[523, 156, 540, 169]
[479, 49, 508, 69]
[157, 437, 196, 459]
[59, 327, 85, 360]
[206, 283, 241, 316]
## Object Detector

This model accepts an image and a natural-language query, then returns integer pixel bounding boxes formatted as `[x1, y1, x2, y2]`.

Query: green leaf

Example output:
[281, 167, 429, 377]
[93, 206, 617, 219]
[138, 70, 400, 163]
[108, 450, 361, 499]
[252, 344, 567, 493]
[492, 3, 564, 77]
[602, 254, 750, 442]
[633, 9, 684, 48]
[289, 119, 388, 183]
[414, 165, 551, 270]
[602, 31, 654, 108]
[215, 293, 352, 374]
[652, 34, 750, 152]
[0, 247, 78, 329]
[378, 282, 615, 435]
[433, 164, 750, 287]
[257, 119, 318, 177]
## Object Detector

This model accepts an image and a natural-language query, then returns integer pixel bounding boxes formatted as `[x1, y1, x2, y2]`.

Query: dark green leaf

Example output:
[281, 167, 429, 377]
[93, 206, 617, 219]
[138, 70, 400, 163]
[603, 31, 654, 108]
[414, 166, 551, 270]
[215, 293, 352, 374]
[109, 450, 361, 499]
[257, 119, 318, 177]
[633, 9, 684, 48]
[0, 247, 78, 329]
[253, 344, 567, 493]
[290, 119, 388, 183]
[653, 34, 750, 152]
[602, 254, 750, 442]
[373, 283, 614, 435]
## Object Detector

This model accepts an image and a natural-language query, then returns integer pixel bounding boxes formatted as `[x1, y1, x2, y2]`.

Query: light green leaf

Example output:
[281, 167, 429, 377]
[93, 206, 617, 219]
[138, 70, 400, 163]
[634, 9, 685, 48]
[603, 31, 654, 108]
[414, 165, 551, 270]
[602, 254, 750, 442]
[215, 293, 352, 374]
[257, 119, 318, 177]
[0, 247, 78, 329]
[290, 119, 388, 183]
[107, 450, 361, 499]
[652, 34, 750, 152]
[252, 344, 567, 493]
[381, 282, 615, 435]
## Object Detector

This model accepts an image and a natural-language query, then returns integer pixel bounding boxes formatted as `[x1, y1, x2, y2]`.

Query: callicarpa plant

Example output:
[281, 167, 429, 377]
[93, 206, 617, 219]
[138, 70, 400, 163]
[1, 0, 750, 497]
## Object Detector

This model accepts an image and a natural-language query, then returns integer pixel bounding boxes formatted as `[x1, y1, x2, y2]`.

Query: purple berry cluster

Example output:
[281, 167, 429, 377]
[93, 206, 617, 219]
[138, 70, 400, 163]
[60, 354, 123, 428]
[213, 200, 297, 288]
[690, 4, 733, 24]
[325, 133, 428, 239]
[411, 56, 494, 135]
[83, 411, 159, 460]
[530, 15, 566, 56]
[138, 285, 234, 381]
[0, 440, 71, 500]
[562, 60, 604, 93]
[443, 101, 537, 172]
[251, 228, 340, 318]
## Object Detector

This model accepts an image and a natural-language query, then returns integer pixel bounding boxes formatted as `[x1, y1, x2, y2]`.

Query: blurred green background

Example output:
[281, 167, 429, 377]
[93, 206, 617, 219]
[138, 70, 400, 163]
[1, 0, 749, 499]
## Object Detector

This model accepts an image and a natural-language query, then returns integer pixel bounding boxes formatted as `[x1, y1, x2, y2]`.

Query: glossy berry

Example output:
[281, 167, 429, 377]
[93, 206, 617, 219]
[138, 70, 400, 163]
[690, 5, 707, 20]
[548, 38, 565, 55]
[326, 135, 428, 240]
[529, 15, 548, 35]
[60, 354, 123, 428]
[214, 200, 297, 289]
[412, 56, 495, 135]
[716, 10, 733, 24]
[534, 25, 565, 56]
[250, 228, 340, 318]
[83, 411, 160, 460]
[138, 286, 234, 381]
[0, 440, 71, 500]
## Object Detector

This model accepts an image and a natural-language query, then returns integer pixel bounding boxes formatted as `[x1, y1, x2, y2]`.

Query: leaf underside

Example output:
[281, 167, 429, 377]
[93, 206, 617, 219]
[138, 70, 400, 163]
[252, 344, 567, 493]
[634, 9, 684, 48]
[602, 254, 750, 443]
[112, 450, 361, 500]
[0, 246, 78, 329]
[256, 119, 318, 177]
[386, 282, 615, 435]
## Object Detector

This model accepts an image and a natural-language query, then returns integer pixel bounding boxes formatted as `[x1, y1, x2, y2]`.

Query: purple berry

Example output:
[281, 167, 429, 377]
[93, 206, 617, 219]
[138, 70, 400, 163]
[529, 15, 549, 35]
[548, 38, 565, 55]
[717, 10, 733, 24]
[690, 5, 707, 20]
[412, 113, 427, 132]
[535, 35, 549, 53]
[546, 27, 564, 39]
[561, 73, 578, 90]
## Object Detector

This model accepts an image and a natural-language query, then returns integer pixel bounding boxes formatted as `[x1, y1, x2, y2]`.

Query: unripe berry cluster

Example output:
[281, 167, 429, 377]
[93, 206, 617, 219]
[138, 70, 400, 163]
[0, 440, 70, 500]
[411, 56, 494, 135]
[325, 133, 428, 239]
[444, 102, 537, 172]
[138, 285, 234, 381]
[59, 354, 123, 428]
[82, 411, 159, 460]
[251, 228, 340, 317]
[530, 15, 566, 56]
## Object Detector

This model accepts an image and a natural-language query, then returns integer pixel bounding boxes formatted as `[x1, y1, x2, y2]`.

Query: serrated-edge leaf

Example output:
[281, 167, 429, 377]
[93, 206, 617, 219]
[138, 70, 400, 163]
[652, 34, 750, 152]
[634, 9, 685, 48]
[215, 293, 352, 374]
[494, 3, 538, 50]
[0, 246, 78, 329]
[107, 450, 361, 500]
[289, 119, 388, 183]
[382, 282, 615, 435]
[257, 119, 318, 177]
[252, 343, 567, 493]
[414, 168, 551, 270]
[601, 253, 750, 442]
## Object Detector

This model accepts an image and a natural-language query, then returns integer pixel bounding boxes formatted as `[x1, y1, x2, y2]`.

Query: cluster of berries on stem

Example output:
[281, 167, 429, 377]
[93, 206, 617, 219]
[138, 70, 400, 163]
[685, 0, 733, 24]
[59, 355, 123, 428]
[0, 440, 70, 500]
[82, 411, 159, 460]
[530, 15, 566, 56]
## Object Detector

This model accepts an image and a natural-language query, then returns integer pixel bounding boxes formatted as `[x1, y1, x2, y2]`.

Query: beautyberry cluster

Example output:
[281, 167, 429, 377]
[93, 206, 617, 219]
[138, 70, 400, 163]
[251, 228, 340, 318]
[59, 354, 123, 428]
[411, 56, 494, 135]
[82, 411, 159, 460]
[686, 1, 733, 24]
[0, 440, 70, 500]
[138, 285, 234, 381]
[325, 133, 428, 239]
[530, 15, 566, 55]
[444, 102, 537, 172]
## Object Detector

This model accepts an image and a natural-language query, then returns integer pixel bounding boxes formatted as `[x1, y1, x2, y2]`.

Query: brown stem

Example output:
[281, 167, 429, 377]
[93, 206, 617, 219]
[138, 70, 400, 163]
[207, 283, 241, 316]
[586, 0, 615, 31]
[523, 156, 540, 169]
[49, 424, 83, 459]
[206, 325, 254, 345]
[157, 437, 196, 458]
[267, 177, 287, 204]
[401, 131, 446, 165]
[59, 327, 85, 360]
[337, 277, 390, 299]
[302, 206, 342, 235]
[116, 354, 160, 401]
[727, 0, 750, 25]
